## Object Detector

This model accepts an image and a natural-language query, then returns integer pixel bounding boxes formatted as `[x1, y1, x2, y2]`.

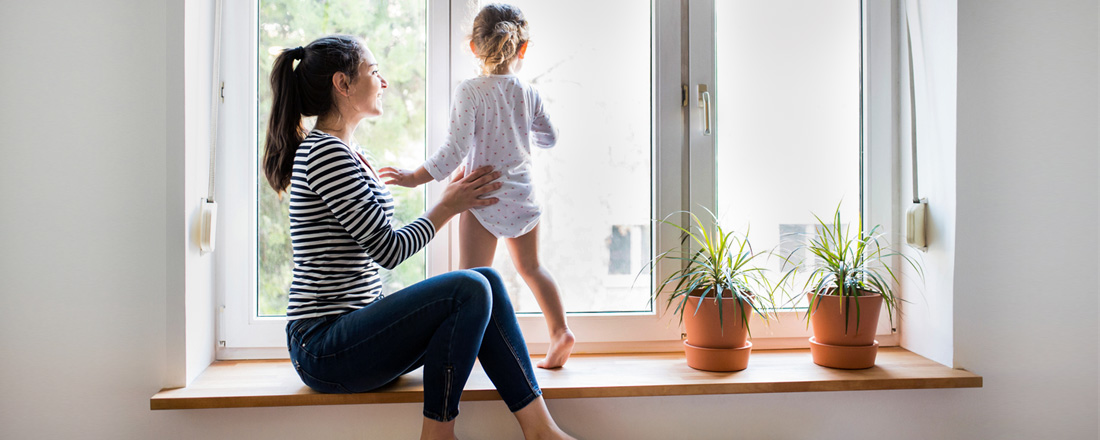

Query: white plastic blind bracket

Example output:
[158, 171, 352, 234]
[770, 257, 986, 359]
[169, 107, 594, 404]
[905, 198, 928, 251]
[200, 198, 218, 253]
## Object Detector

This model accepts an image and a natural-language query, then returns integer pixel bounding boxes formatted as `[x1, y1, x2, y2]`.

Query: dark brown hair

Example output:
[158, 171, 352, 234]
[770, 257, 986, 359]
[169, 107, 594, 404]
[470, 3, 529, 75]
[263, 35, 366, 193]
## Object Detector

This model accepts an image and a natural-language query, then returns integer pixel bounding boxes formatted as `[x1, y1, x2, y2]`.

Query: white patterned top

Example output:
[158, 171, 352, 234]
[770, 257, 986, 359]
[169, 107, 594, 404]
[423, 74, 557, 238]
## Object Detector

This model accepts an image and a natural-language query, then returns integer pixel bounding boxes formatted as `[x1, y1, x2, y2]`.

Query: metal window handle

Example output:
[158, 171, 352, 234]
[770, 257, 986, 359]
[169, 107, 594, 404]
[698, 84, 712, 136]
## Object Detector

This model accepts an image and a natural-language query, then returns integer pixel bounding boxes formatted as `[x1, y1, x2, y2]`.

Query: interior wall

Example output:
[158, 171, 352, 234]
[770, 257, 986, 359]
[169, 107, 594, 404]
[0, 0, 1096, 439]
[0, 0, 171, 437]
[954, 0, 1099, 439]
[180, 0, 219, 387]
[897, 0, 957, 367]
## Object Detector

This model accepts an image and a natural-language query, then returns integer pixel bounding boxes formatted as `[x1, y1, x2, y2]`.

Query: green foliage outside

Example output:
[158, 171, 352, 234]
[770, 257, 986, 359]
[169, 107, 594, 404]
[258, 0, 428, 316]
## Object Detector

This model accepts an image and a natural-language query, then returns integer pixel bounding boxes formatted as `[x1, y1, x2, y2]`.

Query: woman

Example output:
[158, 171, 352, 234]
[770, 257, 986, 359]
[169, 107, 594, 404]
[263, 35, 575, 440]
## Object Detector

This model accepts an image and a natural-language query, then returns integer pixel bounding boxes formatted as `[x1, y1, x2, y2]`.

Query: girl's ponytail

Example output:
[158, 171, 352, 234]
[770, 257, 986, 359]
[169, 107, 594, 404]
[263, 47, 305, 194]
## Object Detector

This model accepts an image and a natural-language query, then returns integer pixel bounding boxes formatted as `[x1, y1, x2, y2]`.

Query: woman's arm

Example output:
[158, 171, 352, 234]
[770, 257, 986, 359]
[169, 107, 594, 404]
[305, 140, 435, 269]
[306, 139, 500, 269]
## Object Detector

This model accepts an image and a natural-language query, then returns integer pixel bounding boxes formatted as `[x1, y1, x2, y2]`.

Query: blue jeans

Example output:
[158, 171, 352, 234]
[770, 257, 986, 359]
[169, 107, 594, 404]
[286, 267, 542, 421]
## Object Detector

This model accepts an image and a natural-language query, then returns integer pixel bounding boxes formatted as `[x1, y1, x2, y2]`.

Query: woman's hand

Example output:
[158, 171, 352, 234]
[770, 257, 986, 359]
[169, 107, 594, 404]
[441, 166, 502, 214]
[425, 166, 501, 229]
[378, 166, 432, 188]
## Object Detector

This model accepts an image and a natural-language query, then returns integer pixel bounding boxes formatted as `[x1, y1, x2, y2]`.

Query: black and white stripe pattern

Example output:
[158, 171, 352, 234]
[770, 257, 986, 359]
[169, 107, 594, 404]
[286, 130, 435, 320]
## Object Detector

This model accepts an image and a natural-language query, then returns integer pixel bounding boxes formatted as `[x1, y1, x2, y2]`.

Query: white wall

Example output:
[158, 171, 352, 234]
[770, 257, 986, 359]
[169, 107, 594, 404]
[0, 0, 1096, 439]
[0, 0, 170, 437]
[175, 0, 219, 388]
[898, 0, 957, 367]
[954, 0, 1099, 439]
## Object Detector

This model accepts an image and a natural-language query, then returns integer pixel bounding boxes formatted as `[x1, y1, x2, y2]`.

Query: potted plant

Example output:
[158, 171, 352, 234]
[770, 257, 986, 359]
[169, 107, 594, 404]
[782, 205, 922, 369]
[643, 210, 776, 372]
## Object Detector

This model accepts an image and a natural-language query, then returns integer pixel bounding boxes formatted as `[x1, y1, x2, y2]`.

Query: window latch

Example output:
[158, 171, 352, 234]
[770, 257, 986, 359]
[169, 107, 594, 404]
[698, 84, 712, 136]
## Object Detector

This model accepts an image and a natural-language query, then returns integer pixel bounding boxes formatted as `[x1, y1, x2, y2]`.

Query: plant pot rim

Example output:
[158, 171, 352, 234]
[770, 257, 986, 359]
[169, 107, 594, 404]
[808, 290, 882, 298]
[688, 288, 755, 298]
[683, 340, 753, 352]
[808, 337, 879, 349]
[688, 292, 753, 299]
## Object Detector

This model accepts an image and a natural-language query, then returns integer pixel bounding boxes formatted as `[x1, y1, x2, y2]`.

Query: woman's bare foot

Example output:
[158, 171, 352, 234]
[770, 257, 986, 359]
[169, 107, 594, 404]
[537, 329, 575, 369]
[514, 396, 578, 440]
[421, 417, 457, 440]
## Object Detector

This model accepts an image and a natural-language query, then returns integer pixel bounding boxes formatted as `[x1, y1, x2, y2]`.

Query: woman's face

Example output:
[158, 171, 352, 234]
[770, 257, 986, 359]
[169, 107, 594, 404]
[347, 48, 388, 118]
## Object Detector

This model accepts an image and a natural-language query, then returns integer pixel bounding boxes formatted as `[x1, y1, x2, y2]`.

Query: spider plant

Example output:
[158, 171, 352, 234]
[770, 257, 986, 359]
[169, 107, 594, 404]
[782, 204, 923, 333]
[644, 209, 777, 335]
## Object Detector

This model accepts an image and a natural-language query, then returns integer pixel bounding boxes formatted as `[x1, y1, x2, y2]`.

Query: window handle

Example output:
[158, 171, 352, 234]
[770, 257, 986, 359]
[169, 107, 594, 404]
[698, 84, 712, 136]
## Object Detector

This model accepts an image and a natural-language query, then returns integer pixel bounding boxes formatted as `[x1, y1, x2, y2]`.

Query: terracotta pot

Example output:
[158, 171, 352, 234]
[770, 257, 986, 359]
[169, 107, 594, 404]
[684, 340, 752, 372]
[682, 293, 752, 372]
[808, 291, 883, 346]
[684, 294, 750, 349]
[809, 338, 878, 369]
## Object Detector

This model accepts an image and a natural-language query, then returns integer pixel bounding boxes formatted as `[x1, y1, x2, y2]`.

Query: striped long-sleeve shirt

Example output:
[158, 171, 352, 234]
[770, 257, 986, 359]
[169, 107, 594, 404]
[286, 130, 436, 320]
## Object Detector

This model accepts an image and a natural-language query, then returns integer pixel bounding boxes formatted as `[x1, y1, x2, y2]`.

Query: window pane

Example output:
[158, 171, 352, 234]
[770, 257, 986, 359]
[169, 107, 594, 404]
[473, 0, 653, 313]
[714, 0, 861, 304]
[257, 0, 428, 317]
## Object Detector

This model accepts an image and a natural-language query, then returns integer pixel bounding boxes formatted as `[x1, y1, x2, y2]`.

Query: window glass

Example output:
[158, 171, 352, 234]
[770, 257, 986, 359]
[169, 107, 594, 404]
[257, 0, 428, 316]
[714, 0, 861, 305]
[473, 0, 654, 313]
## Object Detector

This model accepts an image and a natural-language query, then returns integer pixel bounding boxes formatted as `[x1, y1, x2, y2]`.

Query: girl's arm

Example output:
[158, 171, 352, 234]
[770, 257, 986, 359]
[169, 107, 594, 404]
[530, 89, 557, 149]
[378, 165, 433, 188]
[423, 83, 478, 181]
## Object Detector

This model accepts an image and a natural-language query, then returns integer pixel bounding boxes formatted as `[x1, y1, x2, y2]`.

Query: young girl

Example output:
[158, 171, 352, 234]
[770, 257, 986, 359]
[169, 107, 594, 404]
[380, 3, 574, 369]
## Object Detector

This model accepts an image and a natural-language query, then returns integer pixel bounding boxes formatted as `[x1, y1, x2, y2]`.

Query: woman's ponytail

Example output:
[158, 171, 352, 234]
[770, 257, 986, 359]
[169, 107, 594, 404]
[263, 47, 305, 194]
[262, 37, 365, 194]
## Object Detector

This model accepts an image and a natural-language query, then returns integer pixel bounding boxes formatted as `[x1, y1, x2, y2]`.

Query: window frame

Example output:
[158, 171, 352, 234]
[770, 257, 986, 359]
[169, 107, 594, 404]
[683, 0, 898, 347]
[215, 0, 898, 360]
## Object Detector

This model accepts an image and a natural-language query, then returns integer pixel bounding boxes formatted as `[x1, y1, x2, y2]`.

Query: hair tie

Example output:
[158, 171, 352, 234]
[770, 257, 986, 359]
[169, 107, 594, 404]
[289, 46, 305, 60]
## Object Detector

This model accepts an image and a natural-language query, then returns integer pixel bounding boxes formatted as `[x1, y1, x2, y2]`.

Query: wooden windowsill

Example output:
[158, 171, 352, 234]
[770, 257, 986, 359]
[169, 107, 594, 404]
[150, 347, 981, 410]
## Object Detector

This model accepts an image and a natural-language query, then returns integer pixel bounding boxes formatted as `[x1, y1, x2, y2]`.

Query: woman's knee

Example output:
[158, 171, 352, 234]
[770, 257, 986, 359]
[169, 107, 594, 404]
[469, 266, 503, 285]
[448, 269, 493, 313]
[469, 267, 514, 307]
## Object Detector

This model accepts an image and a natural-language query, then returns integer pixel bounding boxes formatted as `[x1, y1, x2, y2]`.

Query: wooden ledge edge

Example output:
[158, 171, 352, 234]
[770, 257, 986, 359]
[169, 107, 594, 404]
[151, 348, 982, 410]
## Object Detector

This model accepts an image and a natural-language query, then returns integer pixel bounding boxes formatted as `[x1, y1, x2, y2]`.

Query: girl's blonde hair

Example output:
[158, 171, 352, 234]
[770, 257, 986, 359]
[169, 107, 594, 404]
[470, 3, 529, 75]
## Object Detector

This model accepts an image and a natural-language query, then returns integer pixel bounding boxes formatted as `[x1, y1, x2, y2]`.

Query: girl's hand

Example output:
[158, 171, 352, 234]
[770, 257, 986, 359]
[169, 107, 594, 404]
[378, 167, 418, 188]
[439, 166, 502, 217]
[379, 166, 433, 188]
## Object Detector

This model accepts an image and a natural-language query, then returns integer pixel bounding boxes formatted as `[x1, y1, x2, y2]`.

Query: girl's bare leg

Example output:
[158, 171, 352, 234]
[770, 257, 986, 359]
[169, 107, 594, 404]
[514, 396, 577, 440]
[459, 212, 499, 269]
[506, 224, 574, 369]
[421, 418, 457, 440]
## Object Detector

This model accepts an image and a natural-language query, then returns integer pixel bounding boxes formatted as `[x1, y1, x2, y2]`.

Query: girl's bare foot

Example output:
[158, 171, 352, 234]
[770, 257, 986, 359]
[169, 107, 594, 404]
[537, 329, 575, 369]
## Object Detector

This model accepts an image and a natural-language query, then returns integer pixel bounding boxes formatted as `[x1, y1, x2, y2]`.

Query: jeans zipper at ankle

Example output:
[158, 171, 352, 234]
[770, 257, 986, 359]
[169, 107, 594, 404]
[442, 365, 454, 419]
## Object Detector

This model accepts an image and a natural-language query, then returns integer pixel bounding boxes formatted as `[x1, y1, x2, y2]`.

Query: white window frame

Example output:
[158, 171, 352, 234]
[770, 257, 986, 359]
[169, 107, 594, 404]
[216, 0, 898, 359]
[684, 0, 899, 348]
